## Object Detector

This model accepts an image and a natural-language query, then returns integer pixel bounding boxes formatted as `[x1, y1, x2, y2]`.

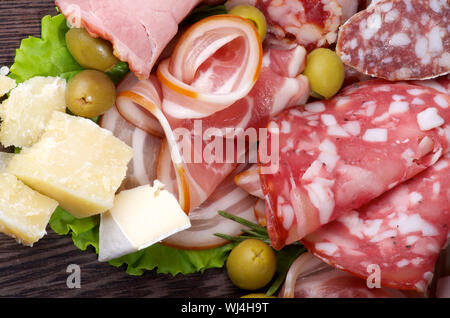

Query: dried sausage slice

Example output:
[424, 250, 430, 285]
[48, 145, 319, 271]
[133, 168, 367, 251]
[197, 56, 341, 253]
[337, 0, 450, 80]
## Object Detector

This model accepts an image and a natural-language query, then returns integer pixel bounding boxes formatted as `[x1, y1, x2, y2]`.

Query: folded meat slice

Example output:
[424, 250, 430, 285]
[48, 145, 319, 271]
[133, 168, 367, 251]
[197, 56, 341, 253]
[259, 80, 450, 250]
[303, 153, 450, 292]
[226, 0, 343, 50]
[56, 0, 203, 79]
[279, 252, 408, 298]
[116, 16, 309, 213]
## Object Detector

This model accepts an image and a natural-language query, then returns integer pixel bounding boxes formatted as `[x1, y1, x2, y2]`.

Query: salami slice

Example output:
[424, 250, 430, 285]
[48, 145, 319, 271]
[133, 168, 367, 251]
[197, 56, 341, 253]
[258, 80, 450, 250]
[337, 0, 450, 81]
[303, 153, 450, 292]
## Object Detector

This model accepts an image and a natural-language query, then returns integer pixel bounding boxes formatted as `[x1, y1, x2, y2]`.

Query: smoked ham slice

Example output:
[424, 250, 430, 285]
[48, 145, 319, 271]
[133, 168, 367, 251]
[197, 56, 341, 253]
[259, 80, 450, 250]
[302, 153, 450, 292]
[116, 15, 310, 213]
[56, 0, 203, 79]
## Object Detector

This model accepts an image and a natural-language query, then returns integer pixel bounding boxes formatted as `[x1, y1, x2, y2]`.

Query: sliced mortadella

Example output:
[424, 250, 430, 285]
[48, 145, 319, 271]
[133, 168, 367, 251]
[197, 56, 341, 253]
[259, 80, 450, 250]
[302, 153, 450, 292]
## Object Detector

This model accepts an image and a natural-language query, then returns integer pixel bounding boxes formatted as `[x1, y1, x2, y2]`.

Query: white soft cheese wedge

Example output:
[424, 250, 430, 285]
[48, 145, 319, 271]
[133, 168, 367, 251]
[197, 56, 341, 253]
[7, 111, 133, 218]
[0, 76, 66, 147]
[0, 75, 16, 98]
[98, 181, 191, 262]
[0, 172, 58, 246]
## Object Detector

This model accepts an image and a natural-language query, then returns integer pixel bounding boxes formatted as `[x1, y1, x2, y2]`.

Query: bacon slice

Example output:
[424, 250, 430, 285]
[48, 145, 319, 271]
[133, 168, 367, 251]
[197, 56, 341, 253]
[226, 0, 343, 51]
[99, 105, 162, 190]
[337, 0, 450, 81]
[234, 164, 264, 198]
[56, 0, 205, 79]
[163, 164, 258, 249]
[259, 80, 450, 250]
[117, 16, 309, 213]
[279, 253, 408, 298]
[303, 153, 450, 292]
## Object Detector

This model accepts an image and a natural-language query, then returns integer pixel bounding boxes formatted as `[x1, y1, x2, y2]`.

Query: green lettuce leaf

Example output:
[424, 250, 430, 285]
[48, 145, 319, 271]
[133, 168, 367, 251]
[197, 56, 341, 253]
[49, 208, 235, 276]
[9, 14, 83, 83]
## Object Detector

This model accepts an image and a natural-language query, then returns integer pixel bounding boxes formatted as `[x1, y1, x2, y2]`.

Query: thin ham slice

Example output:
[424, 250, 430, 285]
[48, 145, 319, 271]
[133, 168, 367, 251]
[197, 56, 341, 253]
[259, 80, 450, 250]
[303, 153, 450, 292]
[56, 0, 203, 79]
[116, 15, 309, 213]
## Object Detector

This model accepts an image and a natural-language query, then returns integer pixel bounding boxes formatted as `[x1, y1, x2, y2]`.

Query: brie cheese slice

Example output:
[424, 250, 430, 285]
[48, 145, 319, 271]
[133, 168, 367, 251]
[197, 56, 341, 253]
[98, 181, 191, 262]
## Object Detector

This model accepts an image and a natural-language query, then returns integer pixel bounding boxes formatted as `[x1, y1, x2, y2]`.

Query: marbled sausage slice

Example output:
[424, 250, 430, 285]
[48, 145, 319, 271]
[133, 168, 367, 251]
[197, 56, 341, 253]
[337, 0, 450, 80]
[258, 80, 450, 250]
[303, 153, 450, 292]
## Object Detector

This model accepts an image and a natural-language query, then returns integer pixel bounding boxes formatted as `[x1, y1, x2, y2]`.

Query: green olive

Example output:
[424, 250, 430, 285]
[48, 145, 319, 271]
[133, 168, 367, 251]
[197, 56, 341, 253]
[226, 239, 276, 290]
[66, 28, 119, 71]
[66, 70, 116, 118]
[241, 293, 277, 298]
[229, 5, 267, 40]
[303, 48, 345, 99]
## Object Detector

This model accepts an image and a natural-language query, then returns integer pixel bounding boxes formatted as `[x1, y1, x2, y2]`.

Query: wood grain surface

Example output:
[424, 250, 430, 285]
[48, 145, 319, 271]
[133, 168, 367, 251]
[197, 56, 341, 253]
[0, 0, 242, 298]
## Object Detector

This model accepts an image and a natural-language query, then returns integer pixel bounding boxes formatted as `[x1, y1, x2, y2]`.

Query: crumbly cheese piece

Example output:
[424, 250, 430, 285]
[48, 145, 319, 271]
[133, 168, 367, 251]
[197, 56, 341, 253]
[98, 181, 191, 262]
[0, 76, 66, 148]
[7, 111, 133, 218]
[0, 172, 58, 246]
[0, 152, 14, 172]
[0, 75, 16, 98]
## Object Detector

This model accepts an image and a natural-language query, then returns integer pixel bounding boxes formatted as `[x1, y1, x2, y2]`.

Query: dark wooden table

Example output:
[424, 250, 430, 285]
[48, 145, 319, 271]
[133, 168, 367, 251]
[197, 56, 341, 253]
[0, 0, 242, 298]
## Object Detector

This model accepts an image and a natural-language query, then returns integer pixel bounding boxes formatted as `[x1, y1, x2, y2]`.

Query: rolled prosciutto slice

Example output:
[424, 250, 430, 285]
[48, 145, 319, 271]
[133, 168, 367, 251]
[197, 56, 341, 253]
[225, 0, 343, 51]
[56, 0, 203, 79]
[259, 80, 450, 250]
[117, 15, 310, 213]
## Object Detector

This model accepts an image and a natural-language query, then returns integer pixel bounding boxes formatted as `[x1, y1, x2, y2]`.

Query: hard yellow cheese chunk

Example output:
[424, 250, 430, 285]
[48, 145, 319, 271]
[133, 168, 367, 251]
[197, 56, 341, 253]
[0, 75, 16, 97]
[0, 172, 58, 246]
[7, 111, 133, 218]
[99, 181, 191, 262]
[0, 76, 66, 148]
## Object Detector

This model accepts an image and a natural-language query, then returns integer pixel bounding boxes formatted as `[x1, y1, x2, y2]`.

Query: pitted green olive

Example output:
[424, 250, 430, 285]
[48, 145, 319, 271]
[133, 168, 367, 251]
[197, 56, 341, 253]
[226, 239, 276, 290]
[66, 28, 119, 71]
[66, 70, 116, 118]
[303, 48, 345, 99]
